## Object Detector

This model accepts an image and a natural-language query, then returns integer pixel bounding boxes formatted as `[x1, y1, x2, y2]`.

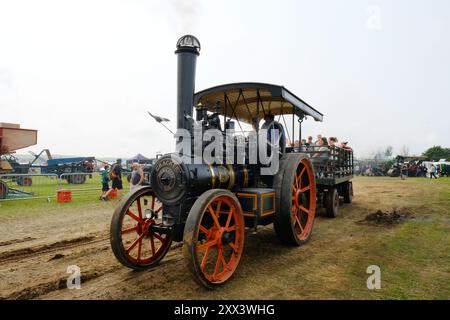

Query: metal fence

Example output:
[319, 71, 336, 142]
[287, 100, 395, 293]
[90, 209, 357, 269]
[0, 173, 58, 202]
[0, 172, 133, 202]
[59, 172, 101, 195]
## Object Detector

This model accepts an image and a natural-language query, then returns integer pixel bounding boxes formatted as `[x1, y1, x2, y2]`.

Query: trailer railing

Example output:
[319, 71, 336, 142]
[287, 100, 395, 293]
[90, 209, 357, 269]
[291, 146, 354, 180]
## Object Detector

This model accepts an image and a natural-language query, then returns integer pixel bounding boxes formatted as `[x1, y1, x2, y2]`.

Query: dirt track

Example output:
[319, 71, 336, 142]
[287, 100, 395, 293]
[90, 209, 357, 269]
[0, 177, 448, 300]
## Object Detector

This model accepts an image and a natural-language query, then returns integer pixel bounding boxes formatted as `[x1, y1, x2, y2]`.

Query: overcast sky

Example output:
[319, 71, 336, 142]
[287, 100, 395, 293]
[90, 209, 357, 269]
[1, 0, 449, 159]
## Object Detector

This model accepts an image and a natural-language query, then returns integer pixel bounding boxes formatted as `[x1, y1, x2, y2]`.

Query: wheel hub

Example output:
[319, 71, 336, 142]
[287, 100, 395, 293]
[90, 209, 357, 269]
[295, 190, 307, 207]
[221, 230, 233, 245]
[137, 219, 154, 236]
[334, 194, 339, 207]
[210, 227, 233, 247]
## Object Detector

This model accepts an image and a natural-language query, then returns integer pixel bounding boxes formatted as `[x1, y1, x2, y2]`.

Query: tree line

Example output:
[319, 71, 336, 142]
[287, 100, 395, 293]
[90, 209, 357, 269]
[421, 146, 450, 161]
[370, 145, 449, 161]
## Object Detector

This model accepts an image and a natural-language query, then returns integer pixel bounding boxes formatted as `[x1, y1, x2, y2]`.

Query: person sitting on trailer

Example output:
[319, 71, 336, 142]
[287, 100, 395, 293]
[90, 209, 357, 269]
[306, 135, 315, 152]
[300, 139, 307, 151]
[312, 137, 330, 177]
[339, 141, 352, 173]
[313, 137, 329, 158]
[295, 140, 302, 152]
[314, 134, 323, 146]
[294, 139, 306, 151]
[340, 141, 352, 151]
[328, 137, 339, 163]
[328, 137, 338, 147]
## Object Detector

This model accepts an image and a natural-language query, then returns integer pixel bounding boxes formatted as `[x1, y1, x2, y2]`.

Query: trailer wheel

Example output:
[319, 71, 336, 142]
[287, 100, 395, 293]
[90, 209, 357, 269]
[183, 189, 245, 289]
[0, 181, 8, 200]
[68, 174, 86, 184]
[274, 154, 317, 246]
[110, 186, 172, 270]
[343, 181, 353, 204]
[325, 188, 339, 218]
[17, 177, 32, 187]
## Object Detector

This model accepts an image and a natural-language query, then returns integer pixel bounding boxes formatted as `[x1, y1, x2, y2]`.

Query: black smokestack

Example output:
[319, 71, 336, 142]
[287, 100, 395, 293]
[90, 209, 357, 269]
[175, 35, 201, 132]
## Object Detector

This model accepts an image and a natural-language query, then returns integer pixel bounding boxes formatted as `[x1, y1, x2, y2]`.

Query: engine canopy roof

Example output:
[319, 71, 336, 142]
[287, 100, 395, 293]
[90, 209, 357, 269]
[194, 82, 323, 124]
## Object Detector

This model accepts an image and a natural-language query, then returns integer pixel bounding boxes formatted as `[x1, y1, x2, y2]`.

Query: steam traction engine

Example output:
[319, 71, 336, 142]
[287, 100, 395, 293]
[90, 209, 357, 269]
[110, 35, 324, 288]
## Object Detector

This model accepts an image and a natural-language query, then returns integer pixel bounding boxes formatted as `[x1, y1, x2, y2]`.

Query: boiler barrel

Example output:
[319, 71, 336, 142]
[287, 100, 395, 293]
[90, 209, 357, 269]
[187, 164, 252, 191]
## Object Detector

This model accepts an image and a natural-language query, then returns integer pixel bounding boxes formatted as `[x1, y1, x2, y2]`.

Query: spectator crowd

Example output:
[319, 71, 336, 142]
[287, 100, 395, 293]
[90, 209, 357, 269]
[290, 134, 352, 155]
[99, 159, 145, 201]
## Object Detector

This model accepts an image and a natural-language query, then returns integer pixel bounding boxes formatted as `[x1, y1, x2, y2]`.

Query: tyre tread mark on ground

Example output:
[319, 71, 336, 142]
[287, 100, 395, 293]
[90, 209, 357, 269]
[0, 236, 108, 264]
[1, 235, 187, 299]
[0, 237, 36, 247]
[0, 269, 110, 300]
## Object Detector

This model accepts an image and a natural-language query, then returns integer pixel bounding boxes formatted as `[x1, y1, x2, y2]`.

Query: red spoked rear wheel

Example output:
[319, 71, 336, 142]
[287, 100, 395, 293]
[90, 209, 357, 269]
[110, 186, 172, 270]
[274, 154, 317, 246]
[183, 189, 245, 289]
[291, 159, 316, 241]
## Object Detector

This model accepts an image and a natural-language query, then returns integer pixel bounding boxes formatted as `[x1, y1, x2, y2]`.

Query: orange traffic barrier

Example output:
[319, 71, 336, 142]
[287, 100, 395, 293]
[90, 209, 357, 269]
[108, 188, 118, 199]
[57, 190, 72, 203]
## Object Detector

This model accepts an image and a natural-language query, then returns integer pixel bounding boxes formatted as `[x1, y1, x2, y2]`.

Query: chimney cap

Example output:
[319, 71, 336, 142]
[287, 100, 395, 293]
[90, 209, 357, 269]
[176, 35, 201, 52]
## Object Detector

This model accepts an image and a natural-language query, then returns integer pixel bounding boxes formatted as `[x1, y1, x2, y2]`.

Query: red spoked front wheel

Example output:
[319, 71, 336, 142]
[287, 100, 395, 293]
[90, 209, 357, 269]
[183, 189, 245, 289]
[110, 186, 172, 270]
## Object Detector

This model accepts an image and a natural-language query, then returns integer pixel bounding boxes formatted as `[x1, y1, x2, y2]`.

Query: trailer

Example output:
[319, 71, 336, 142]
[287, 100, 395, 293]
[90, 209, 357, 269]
[0, 123, 38, 199]
[4, 148, 95, 185]
[41, 156, 95, 184]
[296, 146, 354, 217]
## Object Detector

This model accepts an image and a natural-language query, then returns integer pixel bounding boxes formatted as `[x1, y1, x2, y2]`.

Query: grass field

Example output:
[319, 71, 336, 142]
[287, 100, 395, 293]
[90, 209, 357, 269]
[0, 173, 131, 211]
[321, 177, 450, 299]
[0, 176, 449, 299]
